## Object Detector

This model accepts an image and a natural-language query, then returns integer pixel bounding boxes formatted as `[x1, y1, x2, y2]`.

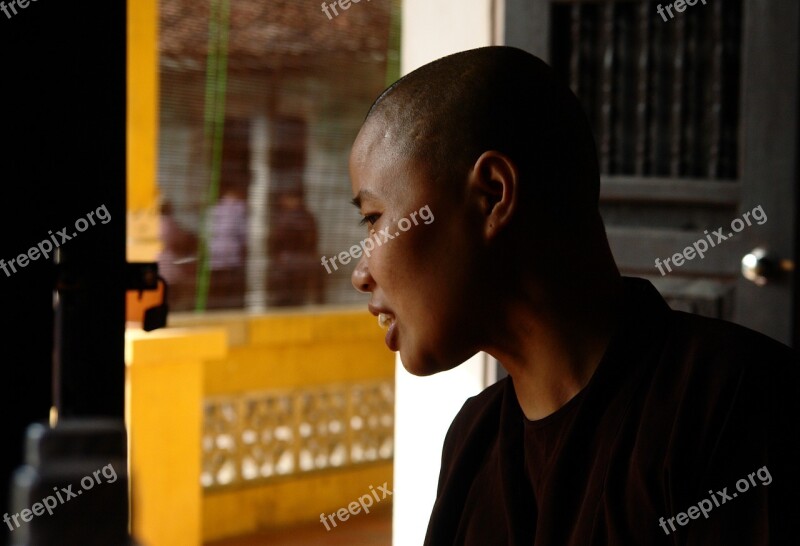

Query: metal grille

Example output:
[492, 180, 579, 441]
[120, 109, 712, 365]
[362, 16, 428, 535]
[551, 0, 742, 179]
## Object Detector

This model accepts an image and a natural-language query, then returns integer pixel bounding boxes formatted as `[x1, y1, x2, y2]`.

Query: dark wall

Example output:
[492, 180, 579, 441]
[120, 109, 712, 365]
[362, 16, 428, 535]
[0, 2, 127, 543]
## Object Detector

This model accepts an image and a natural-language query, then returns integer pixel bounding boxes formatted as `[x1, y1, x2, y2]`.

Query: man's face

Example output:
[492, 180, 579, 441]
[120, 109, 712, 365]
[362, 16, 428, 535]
[349, 114, 486, 376]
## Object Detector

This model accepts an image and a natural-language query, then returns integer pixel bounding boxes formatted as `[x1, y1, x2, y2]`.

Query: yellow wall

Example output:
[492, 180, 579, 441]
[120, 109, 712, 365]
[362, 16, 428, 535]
[204, 464, 393, 540]
[126, 309, 395, 545]
[198, 310, 395, 541]
[204, 311, 394, 394]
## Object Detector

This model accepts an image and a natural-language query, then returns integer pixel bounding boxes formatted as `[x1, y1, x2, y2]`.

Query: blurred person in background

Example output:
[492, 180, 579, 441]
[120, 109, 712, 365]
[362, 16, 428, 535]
[267, 189, 322, 306]
[208, 184, 248, 309]
[157, 200, 197, 311]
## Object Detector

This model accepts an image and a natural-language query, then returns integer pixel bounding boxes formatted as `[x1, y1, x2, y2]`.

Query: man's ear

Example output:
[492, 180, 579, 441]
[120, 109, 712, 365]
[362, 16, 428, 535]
[468, 150, 519, 239]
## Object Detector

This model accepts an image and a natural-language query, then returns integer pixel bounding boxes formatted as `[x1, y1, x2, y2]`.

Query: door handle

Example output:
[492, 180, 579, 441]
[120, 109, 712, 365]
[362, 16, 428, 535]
[741, 247, 794, 286]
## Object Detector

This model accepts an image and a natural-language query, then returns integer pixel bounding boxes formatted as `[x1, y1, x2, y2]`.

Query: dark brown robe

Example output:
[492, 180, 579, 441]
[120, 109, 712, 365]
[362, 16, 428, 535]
[425, 277, 799, 545]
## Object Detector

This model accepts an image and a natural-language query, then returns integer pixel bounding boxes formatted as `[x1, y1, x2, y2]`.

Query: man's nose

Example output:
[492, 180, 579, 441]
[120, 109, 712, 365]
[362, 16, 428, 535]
[351, 255, 374, 294]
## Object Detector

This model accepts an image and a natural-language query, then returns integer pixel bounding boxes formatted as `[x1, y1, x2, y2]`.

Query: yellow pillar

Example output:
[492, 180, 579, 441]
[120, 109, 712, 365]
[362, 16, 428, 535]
[127, 0, 160, 262]
[126, 327, 228, 546]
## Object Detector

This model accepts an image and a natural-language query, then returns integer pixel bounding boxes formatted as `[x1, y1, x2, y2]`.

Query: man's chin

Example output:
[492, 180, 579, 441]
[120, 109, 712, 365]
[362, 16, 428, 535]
[398, 350, 457, 377]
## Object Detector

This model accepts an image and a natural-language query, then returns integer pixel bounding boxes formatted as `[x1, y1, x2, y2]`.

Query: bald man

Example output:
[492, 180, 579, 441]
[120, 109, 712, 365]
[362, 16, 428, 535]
[349, 46, 799, 545]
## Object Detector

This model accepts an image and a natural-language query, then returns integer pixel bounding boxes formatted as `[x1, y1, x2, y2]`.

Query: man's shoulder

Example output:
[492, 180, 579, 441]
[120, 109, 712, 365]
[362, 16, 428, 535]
[652, 310, 800, 450]
[441, 378, 507, 457]
[666, 310, 798, 375]
[451, 378, 506, 428]
[655, 311, 800, 424]
[646, 312, 800, 512]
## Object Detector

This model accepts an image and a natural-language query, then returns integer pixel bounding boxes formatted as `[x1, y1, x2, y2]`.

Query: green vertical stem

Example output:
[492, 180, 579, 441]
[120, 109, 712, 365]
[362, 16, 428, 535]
[195, 0, 231, 311]
[385, 0, 402, 87]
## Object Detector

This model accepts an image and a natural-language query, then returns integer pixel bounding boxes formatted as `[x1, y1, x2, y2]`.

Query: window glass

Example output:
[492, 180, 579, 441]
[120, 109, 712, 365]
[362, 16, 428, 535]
[157, 0, 400, 311]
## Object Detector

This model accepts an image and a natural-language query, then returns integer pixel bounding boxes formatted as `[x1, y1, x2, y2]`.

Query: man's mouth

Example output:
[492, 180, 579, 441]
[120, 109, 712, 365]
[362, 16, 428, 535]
[378, 313, 394, 330]
[369, 304, 398, 349]
[378, 313, 399, 351]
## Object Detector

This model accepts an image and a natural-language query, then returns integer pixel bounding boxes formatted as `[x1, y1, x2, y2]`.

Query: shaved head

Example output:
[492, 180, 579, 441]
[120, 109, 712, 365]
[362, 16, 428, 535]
[349, 47, 621, 376]
[365, 46, 600, 223]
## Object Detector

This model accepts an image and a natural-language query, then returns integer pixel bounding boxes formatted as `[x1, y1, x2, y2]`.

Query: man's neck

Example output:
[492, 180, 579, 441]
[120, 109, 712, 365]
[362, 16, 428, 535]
[488, 274, 623, 421]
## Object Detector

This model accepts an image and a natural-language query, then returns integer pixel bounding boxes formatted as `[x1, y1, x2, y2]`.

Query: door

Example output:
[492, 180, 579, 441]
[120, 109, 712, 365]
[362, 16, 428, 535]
[504, 0, 798, 346]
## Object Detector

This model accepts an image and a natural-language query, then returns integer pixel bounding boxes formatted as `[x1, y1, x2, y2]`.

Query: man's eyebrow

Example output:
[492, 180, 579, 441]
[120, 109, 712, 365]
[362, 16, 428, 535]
[351, 189, 380, 209]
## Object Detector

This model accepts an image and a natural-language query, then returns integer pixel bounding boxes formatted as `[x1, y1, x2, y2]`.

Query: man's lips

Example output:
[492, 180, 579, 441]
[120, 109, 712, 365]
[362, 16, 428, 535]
[368, 303, 395, 323]
[368, 303, 398, 350]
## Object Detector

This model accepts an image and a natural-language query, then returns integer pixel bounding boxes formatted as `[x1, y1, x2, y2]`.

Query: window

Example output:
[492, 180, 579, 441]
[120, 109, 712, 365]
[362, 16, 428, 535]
[157, 0, 400, 311]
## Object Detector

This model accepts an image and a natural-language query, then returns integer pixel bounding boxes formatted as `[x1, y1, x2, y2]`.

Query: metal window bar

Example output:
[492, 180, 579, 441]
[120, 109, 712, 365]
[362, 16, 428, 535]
[550, 0, 741, 181]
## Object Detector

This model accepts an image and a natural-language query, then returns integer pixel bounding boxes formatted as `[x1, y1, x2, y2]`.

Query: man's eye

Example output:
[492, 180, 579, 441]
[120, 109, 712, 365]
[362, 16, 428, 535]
[359, 214, 380, 226]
